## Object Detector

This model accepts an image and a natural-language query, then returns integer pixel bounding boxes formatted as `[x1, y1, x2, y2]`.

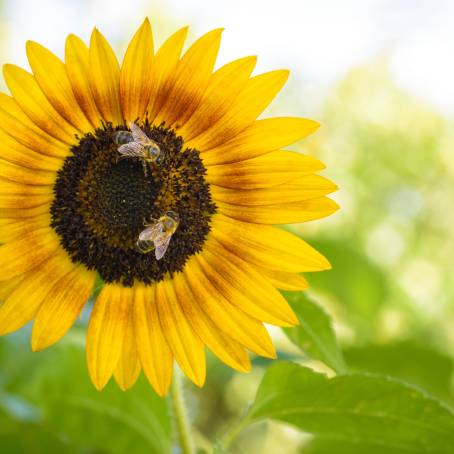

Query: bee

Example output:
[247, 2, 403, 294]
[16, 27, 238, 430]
[136, 211, 180, 260]
[114, 122, 161, 176]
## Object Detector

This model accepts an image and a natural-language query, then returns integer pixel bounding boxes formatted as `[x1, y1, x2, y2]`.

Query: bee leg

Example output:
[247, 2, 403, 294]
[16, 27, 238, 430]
[142, 160, 148, 177]
[147, 161, 154, 175]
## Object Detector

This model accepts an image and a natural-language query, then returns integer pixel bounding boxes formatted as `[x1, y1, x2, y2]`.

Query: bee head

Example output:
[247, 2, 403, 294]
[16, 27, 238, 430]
[144, 144, 161, 162]
[166, 211, 179, 221]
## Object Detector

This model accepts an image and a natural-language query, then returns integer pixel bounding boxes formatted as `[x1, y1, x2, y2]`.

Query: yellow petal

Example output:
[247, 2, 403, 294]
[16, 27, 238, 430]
[184, 256, 276, 358]
[86, 284, 132, 390]
[134, 284, 173, 396]
[31, 265, 95, 351]
[3, 64, 78, 144]
[172, 272, 251, 373]
[120, 19, 154, 122]
[201, 117, 319, 166]
[114, 306, 141, 391]
[0, 181, 53, 210]
[154, 28, 223, 127]
[0, 179, 53, 195]
[0, 226, 60, 281]
[156, 279, 206, 387]
[180, 56, 257, 140]
[206, 150, 325, 189]
[0, 218, 20, 243]
[217, 196, 339, 224]
[147, 27, 188, 121]
[65, 34, 102, 128]
[0, 159, 55, 186]
[88, 28, 122, 125]
[0, 93, 69, 158]
[0, 214, 49, 244]
[26, 41, 93, 132]
[0, 274, 25, 301]
[0, 202, 50, 219]
[211, 214, 331, 273]
[211, 175, 338, 206]
[258, 267, 309, 292]
[0, 251, 75, 336]
[187, 69, 289, 151]
[0, 127, 62, 171]
[0, 198, 50, 215]
[201, 240, 298, 326]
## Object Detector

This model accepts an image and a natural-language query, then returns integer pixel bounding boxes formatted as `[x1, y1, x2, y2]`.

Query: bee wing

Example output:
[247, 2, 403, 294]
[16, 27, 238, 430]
[130, 122, 151, 145]
[154, 234, 172, 260]
[118, 142, 144, 157]
[136, 223, 164, 254]
[139, 223, 163, 242]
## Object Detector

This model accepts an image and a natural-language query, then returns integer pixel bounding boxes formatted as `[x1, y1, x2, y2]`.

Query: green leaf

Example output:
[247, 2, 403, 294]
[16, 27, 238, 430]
[303, 438, 421, 454]
[0, 415, 75, 454]
[1, 334, 171, 454]
[282, 292, 346, 373]
[344, 342, 454, 402]
[249, 362, 454, 454]
[212, 441, 227, 453]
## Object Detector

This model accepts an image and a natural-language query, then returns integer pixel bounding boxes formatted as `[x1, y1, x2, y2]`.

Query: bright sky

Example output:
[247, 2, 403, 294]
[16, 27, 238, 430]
[2, 0, 454, 115]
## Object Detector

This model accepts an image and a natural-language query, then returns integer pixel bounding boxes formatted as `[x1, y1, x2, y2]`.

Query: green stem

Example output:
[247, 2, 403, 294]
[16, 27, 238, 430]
[170, 370, 194, 454]
[220, 410, 252, 451]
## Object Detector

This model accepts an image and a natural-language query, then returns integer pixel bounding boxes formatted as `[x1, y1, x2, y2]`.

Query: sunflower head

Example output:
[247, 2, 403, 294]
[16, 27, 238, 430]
[50, 120, 216, 285]
[0, 18, 338, 396]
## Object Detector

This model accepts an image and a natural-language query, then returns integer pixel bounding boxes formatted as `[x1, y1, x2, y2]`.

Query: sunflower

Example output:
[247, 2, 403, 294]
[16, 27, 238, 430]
[0, 19, 338, 396]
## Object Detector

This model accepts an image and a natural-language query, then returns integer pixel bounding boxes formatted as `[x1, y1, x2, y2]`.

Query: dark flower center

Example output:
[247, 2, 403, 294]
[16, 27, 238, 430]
[50, 121, 216, 286]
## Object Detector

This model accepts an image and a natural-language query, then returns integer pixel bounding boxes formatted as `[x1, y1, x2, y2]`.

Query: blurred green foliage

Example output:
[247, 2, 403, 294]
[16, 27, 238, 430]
[303, 59, 454, 353]
[0, 331, 171, 453]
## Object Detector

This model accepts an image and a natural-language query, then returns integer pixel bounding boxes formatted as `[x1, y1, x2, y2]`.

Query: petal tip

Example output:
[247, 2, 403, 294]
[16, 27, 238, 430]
[329, 198, 341, 214]
[30, 334, 46, 352]
[240, 363, 253, 373]
[115, 381, 128, 392]
[319, 256, 332, 270]
[192, 374, 206, 388]
[259, 336, 277, 359]
[180, 25, 190, 34]
[279, 68, 291, 81]
[92, 376, 108, 391]
[283, 310, 299, 327]
[136, 17, 152, 36]
[310, 120, 321, 131]
[2, 63, 14, 77]
[152, 381, 171, 397]
[25, 40, 36, 52]
[90, 27, 102, 42]
[66, 33, 81, 46]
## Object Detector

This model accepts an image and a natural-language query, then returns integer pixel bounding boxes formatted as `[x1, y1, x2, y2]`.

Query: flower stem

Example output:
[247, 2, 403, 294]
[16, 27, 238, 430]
[170, 370, 194, 454]
[220, 406, 252, 451]
[220, 418, 249, 450]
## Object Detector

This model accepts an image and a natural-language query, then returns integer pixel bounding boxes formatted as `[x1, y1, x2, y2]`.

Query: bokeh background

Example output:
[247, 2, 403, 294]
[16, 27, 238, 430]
[1, 0, 454, 452]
